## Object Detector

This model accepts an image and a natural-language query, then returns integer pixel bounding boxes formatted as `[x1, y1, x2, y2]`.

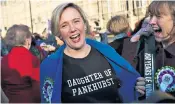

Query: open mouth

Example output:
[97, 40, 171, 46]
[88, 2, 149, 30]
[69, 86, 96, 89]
[154, 28, 162, 33]
[70, 34, 80, 43]
[153, 27, 162, 37]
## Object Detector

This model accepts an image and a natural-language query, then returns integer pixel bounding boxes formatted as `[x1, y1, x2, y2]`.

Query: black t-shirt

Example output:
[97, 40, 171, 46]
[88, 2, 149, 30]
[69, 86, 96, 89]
[61, 47, 122, 103]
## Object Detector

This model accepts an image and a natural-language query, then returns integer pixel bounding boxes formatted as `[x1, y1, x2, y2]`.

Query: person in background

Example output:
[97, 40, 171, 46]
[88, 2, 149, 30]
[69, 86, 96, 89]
[130, 17, 150, 43]
[1, 29, 9, 103]
[121, 17, 150, 71]
[99, 31, 109, 44]
[107, 15, 132, 55]
[1, 87, 9, 103]
[89, 20, 108, 43]
[33, 32, 57, 55]
[40, 2, 145, 103]
[33, 32, 43, 46]
[1, 24, 40, 103]
[42, 28, 58, 48]
[30, 36, 47, 62]
[88, 20, 96, 39]
[1, 30, 9, 57]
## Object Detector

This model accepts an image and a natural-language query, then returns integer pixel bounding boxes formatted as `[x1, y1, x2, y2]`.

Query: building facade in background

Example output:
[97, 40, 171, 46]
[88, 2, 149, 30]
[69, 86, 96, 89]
[0, 0, 152, 36]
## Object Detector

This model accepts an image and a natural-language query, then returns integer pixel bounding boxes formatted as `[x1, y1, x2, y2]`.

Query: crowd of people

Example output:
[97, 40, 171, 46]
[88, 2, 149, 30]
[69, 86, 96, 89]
[1, 1, 175, 103]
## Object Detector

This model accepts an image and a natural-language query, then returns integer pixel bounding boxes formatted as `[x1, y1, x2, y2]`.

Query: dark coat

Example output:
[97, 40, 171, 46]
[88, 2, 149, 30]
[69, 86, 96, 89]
[122, 38, 175, 97]
[109, 38, 124, 55]
[121, 38, 138, 69]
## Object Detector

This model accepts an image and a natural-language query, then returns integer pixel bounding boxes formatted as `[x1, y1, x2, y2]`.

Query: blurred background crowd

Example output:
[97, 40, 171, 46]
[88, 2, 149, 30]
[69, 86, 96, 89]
[1, 0, 152, 60]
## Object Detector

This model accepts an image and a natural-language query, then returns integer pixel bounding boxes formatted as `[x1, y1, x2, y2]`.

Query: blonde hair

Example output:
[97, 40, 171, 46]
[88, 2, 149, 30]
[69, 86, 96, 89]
[107, 15, 130, 35]
[51, 2, 90, 38]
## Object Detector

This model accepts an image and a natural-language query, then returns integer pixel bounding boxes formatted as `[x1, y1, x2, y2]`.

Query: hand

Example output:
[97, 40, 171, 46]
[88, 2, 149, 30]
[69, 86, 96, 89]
[130, 34, 141, 42]
[47, 45, 56, 51]
[135, 77, 145, 96]
[41, 45, 56, 52]
[40, 42, 47, 48]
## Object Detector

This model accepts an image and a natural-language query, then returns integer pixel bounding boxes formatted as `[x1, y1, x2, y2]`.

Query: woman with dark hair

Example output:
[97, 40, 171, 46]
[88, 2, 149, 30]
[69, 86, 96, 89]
[145, 1, 175, 97]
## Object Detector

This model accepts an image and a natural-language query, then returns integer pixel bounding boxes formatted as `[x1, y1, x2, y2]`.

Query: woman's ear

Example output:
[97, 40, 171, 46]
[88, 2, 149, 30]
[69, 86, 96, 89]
[25, 38, 29, 45]
[84, 22, 87, 30]
[24, 38, 31, 49]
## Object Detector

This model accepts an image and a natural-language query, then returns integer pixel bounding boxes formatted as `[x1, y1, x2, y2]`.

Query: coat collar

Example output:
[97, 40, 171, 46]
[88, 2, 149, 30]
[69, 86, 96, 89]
[49, 38, 139, 75]
[165, 42, 175, 56]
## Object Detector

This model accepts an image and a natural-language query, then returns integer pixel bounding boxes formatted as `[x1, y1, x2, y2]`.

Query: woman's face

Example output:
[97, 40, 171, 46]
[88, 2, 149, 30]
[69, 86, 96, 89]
[149, 7, 174, 42]
[59, 7, 86, 50]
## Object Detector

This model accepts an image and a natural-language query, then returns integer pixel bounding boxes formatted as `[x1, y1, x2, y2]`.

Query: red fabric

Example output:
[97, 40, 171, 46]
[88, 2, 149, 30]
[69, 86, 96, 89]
[1, 46, 40, 103]
[36, 45, 47, 58]
[127, 32, 131, 37]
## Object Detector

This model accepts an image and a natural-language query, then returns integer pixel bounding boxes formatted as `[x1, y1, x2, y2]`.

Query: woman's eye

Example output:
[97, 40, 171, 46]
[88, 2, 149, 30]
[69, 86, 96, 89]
[61, 25, 67, 28]
[157, 15, 161, 18]
[74, 20, 80, 23]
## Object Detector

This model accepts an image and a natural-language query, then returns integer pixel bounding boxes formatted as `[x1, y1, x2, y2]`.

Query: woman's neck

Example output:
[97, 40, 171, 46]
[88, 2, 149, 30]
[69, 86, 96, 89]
[64, 44, 91, 58]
